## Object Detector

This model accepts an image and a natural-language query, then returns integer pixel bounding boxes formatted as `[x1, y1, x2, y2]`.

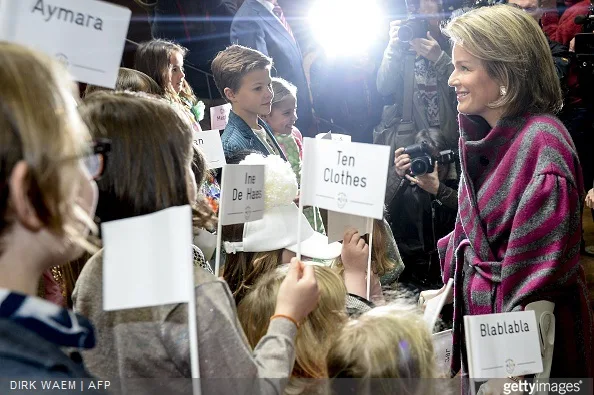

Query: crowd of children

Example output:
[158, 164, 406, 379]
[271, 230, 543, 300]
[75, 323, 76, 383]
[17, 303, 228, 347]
[1, 3, 593, 394]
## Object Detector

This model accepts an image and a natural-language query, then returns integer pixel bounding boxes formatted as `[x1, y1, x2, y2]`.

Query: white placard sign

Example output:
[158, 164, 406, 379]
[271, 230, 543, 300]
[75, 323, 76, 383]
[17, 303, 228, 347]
[464, 311, 543, 379]
[327, 210, 372, 243]
[433, 329, 453, 377]
[0, 0, 131, 89]
[209, 103, 232, 130]
[300, 138, 390, 219]
[102, 205, 193, 311]
[193, 129, 226, 169]
[219, 164, 265, 225]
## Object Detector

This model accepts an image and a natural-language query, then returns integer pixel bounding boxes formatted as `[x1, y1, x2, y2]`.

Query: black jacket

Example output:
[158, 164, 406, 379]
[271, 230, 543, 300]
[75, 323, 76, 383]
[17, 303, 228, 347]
[385, 170, 458, 285]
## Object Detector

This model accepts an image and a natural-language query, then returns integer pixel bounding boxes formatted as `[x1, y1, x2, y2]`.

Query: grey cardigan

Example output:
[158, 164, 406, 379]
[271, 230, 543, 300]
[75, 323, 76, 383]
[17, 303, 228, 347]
[73, 250, 296, 394]
[374, 45, 459, 150]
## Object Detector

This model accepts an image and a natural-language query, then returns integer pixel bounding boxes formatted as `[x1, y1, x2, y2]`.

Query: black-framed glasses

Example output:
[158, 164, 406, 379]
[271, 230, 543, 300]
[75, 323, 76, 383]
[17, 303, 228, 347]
[82, 139, 111, 180]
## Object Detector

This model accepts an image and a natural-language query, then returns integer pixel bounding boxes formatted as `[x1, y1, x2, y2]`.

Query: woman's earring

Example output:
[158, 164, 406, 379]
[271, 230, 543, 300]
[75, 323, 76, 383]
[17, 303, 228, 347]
[500, 86, 507, 96]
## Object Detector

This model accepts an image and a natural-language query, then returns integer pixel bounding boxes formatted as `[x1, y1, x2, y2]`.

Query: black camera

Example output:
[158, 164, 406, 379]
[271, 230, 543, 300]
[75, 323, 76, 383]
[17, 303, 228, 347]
[397, 0, 428, 43]
[397, 18, 428, 43]
[403, 141, 457, 176]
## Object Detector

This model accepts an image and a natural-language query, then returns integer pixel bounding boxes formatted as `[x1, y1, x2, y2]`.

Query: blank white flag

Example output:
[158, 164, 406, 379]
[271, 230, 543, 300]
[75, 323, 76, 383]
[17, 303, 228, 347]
[102, 205, 193, 311]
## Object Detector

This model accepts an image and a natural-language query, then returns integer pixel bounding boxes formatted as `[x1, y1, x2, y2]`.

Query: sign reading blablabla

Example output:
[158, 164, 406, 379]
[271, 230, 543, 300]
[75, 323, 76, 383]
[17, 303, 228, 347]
[193, 129, 226, 170]
[219, 164, 265, 225]
[301, 138, 390, 219]
[210, 103, 232, 130]
[0, 0, 131, 88]
[464, 311, 543, 379]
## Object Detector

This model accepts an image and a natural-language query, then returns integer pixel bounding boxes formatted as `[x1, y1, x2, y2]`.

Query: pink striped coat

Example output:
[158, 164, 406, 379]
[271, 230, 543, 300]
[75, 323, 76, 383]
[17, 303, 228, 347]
[438, 114, 593, 378]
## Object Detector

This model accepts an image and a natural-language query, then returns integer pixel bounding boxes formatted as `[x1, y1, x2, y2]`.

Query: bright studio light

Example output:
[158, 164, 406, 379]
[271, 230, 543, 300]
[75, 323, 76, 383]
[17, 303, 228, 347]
[309, 0, 384, 57]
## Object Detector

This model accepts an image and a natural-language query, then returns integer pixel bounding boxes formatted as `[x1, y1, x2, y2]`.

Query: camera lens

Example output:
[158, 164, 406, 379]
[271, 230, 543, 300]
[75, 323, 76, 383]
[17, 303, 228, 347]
[397, 25, 414, 43]
[411, 159, 428, 175]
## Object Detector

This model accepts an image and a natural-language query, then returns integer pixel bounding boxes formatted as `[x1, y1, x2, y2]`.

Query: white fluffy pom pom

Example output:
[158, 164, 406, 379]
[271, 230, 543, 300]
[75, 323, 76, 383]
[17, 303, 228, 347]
[239, 154, 298, 208]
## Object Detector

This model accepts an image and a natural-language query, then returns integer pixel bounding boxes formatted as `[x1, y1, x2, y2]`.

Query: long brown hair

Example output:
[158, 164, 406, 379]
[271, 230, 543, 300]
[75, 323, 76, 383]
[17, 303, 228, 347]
[79, 91, 214, 228]
[221, 223, 283, 305]
[134, 39, 197, 106]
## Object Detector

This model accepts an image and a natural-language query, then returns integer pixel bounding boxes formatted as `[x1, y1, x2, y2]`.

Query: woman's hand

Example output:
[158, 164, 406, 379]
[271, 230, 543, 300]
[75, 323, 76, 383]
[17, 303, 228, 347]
[394, 147, 411, 178]
[585, 188, 594, 209]
[419, 282, 453, 311]
[275, 258, 320, 323]
[410, 32, 442, 62]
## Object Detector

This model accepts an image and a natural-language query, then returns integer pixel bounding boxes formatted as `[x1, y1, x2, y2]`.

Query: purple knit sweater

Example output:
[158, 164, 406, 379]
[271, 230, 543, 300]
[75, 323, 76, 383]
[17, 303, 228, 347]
[438, 113, 593, 378]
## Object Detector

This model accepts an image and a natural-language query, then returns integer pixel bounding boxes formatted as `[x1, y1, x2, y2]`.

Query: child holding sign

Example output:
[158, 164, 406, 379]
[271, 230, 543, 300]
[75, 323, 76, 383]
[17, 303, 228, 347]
[211, 45, 287, 161]
[222, 154, 341, 304]
[262, 77, 325, 234]
[238, 265, 348, 395]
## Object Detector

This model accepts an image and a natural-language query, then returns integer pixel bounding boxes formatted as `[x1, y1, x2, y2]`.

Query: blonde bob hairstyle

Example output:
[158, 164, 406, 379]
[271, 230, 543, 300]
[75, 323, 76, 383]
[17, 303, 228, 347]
[238, 265, 347, 393]
[326, 304, 439, 395]
[443, 5, 563, 116]
[0, 42, 97, 254]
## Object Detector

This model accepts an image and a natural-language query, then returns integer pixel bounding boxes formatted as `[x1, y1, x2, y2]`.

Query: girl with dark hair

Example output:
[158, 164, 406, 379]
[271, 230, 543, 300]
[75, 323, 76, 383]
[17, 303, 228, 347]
[135, 38, 221, 213]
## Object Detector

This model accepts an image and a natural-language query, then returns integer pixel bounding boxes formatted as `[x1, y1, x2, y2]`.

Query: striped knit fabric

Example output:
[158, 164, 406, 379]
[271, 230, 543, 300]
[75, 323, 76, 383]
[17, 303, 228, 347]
[438, 113, 593, 378]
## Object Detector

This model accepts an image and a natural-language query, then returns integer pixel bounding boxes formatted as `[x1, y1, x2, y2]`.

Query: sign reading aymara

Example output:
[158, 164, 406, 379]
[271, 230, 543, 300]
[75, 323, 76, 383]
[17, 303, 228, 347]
[0, 0, 131, 89]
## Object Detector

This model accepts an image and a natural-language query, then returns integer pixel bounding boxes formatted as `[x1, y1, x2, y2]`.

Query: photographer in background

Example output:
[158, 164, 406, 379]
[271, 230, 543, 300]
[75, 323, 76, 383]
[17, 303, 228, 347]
[385, 129, 458, 292]
[374, 0, 460, 152]
[505, 0, 571, 82]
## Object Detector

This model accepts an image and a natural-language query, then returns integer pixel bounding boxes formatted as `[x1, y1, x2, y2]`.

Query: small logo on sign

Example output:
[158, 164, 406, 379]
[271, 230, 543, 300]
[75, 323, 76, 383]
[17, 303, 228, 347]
[337, 193, 347, 209]
[505, 359, 515, 374]
[244, 206, 252, 221]
[220, 107, 225, 114]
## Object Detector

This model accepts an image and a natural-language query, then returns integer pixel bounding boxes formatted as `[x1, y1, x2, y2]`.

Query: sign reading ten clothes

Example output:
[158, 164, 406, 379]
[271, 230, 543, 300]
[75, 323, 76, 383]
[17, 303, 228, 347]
[300, 138, 390, 220]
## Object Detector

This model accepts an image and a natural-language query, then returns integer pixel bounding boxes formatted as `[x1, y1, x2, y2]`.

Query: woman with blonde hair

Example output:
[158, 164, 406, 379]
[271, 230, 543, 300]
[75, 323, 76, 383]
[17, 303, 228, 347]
[239, 265, 348, 394]
[326, 304, 440, 395]
[425, 4, 592, 380]
[0, 42, 103, 377]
